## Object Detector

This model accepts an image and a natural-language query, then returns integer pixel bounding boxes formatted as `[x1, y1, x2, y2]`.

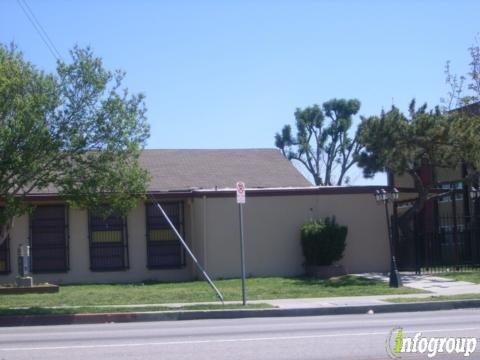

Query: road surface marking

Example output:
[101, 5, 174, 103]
[1, 327, 480, 351]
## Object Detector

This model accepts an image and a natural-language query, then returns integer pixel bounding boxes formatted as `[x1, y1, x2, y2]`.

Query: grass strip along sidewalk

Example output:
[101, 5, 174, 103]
[0, 276, 423, 316]
[0, 303, 274, 317]
[388, 293, 480, 304]
[434, 271, 480, 284]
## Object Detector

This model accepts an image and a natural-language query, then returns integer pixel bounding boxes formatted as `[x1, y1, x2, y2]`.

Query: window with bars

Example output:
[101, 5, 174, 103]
[30, 205, 69, 273]
[0, 207, 10, 274]
[89, 212, 129, 271]
[0, 236, 10, 274]
[146, 202, 185, 269]
[439, 182, 464, 202]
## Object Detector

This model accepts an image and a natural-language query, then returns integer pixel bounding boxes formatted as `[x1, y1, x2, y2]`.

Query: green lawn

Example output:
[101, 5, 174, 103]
[435, 271, 480, 284]
[0, 276, 423, 310]
[387, 293, 480, 303]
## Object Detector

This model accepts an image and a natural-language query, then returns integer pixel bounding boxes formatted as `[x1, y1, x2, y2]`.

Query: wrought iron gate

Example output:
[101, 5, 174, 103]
[393, 190, 480, 273]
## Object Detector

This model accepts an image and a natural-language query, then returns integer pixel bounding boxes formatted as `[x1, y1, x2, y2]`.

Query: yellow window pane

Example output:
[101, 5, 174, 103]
[92, 230, 122, 243]
[0, 260, 5, 272]
[149, 229, 176, 241]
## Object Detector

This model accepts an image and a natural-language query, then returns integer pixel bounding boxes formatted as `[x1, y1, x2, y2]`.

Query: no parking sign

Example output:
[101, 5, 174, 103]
[236, 181, 246, 204]
[235, 181, 247, 305]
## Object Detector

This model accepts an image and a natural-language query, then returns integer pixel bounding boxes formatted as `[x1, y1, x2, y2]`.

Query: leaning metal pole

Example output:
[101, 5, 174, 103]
[151, 198, 224, 303]
[385, 200, 402, 288]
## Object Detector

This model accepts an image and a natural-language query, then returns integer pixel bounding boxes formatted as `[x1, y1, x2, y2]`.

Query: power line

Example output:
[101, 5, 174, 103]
[16, 0, 62, 61]
[16, 0, 59, 60]
[20, 0, 62, 60]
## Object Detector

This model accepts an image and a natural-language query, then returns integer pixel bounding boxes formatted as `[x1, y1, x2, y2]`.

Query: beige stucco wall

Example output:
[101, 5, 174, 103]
[436, 165, 463, 183]
[0, 192, 390, 284]
[190, 196, 208, 279]
[394, 165, 463, 190]
[195, 193, 390, 279]
[394, 173, 415, 189]
[1, 201, 194, 284]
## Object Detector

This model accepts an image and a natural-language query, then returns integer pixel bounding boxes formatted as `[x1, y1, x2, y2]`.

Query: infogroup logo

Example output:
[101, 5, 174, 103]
[386, 327, 478, 358]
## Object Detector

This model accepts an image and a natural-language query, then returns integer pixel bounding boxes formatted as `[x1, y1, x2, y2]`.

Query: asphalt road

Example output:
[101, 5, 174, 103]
[1, 309, 480, 360]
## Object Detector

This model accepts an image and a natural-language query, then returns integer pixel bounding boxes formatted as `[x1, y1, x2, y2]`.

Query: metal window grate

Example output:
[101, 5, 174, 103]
[0, 237, 10, 274]
[30, 205, 69, 273]
[146, 202, 185, 269]
[89, 212, 129, 271]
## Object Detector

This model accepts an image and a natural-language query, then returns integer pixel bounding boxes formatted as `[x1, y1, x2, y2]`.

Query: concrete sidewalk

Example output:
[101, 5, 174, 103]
[26, 273, 480, 311]
[358, 272, 480, 296]
[264, 273, 480, 309]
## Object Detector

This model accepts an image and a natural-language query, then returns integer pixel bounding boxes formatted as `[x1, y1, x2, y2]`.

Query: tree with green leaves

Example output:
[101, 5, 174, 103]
[356, 99, 480, 226]
[0, 44, 150, 245]
[275, 98, 362, 186]
[443, 36, 480, 110]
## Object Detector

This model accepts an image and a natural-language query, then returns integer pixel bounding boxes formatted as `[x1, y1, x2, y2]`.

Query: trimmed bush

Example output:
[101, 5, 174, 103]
[301, 217, 347, 266]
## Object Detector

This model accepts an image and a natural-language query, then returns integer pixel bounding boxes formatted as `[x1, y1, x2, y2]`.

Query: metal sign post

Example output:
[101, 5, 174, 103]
[236, 181, 247, 306]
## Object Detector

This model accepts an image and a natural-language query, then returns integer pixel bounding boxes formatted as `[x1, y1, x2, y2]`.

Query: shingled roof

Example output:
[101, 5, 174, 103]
[140, 149, 312, 191]
[455, 102, 480, 116]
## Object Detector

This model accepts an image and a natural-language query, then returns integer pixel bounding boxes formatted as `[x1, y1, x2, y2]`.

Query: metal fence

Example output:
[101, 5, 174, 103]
[419, 218, 480, 273]
[393, 195, 480, 273]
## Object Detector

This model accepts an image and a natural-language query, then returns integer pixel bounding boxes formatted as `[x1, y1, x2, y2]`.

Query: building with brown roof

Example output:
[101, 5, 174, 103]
[141, 149, 312, 191]
[0, 149, 390, 284]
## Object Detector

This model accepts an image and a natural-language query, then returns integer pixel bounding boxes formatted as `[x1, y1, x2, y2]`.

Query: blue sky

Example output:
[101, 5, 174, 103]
[1, 0, 478, 185]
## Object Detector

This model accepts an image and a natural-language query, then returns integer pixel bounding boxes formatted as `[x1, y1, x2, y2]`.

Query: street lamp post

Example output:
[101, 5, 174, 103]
[375, 188, 402, 288]
[470, 186, 480, 202]
[470, 188, 480, 252]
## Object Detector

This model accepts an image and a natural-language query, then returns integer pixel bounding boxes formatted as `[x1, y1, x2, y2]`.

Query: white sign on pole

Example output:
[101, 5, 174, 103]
[236, 181, 247, 305]
[236, 181, 246, 204]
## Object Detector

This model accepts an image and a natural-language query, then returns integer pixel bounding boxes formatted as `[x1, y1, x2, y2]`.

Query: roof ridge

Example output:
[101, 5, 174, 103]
[30, 148, 313, 194]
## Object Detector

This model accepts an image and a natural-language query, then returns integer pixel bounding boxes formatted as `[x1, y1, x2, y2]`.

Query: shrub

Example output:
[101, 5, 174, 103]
[300, 217, 347, 266]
